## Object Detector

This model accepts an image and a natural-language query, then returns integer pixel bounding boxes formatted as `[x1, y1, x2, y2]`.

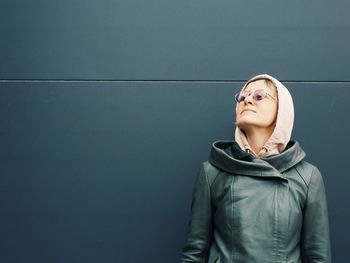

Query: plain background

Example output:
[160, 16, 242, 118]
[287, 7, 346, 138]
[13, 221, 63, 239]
[0, 1, 349, 262]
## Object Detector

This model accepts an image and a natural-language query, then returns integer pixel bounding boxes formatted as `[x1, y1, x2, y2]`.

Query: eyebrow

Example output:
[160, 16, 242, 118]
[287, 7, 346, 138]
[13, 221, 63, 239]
[243, 88, 268, 93]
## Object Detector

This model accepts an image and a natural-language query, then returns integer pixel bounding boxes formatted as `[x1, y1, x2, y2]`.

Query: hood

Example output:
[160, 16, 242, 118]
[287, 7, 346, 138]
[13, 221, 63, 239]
[235, 74, 294, 158]
[209, 140, 305, 178]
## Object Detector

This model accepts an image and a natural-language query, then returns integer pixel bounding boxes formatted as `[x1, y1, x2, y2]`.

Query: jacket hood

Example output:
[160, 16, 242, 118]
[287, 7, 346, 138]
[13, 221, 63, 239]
[235, 74, 294, 158]
[209, 140, 305, 178]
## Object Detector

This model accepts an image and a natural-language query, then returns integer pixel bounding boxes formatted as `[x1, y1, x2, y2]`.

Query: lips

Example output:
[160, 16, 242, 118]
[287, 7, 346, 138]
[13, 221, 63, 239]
[241, 109, 256, 114]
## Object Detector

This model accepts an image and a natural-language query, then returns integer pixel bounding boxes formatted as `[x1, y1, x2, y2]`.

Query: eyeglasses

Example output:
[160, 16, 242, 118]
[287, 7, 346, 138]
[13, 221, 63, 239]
[234, 89, 276, 103]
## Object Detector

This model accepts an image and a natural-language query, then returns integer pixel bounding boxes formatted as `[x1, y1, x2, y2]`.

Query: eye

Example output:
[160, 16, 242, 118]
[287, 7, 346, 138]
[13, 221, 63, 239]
[253, 90, 266, 101]
[239, 96, 246, 102]
[253, 94, 264, 101]
[235, 91, 248, 102]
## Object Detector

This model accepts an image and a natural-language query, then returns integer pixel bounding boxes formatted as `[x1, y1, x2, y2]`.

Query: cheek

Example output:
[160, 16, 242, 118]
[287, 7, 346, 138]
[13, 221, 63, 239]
[235, 103, 240, 112]
[271, 104, 278, 119]
[262, 104, 278, 123]
[235, 104, 240, 118]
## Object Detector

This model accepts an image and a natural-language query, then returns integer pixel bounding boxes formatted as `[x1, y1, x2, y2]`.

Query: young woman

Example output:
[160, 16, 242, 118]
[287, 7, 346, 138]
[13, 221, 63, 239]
[181, 74, 331, 263]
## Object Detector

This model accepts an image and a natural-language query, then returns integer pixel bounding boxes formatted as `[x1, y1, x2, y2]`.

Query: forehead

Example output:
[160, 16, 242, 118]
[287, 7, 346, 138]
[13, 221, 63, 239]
[244, 79, 274, 92]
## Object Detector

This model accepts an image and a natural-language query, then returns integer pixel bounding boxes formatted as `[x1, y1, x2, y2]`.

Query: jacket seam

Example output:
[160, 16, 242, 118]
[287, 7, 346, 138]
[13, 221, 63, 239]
[204, 162, 220, 187]
[296, 164, 315, 215]
[305, 167, 316, 204]
[294, 164, 309, 189]
[273, 183, 278, 263]
[203, 165, 213, 262]
[230, 176, 236, 263]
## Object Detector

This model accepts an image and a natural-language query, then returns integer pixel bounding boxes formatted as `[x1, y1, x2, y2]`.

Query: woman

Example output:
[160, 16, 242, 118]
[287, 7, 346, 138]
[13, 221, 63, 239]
[181, 74, 331, 263]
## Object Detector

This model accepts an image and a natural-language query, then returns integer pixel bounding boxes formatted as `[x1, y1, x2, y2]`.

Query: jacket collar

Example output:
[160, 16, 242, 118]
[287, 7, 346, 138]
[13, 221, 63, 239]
[209, 140, 305, 179]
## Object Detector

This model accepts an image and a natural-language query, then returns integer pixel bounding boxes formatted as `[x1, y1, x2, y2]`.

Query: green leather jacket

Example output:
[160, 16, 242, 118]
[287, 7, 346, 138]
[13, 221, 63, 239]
[181, 140, 331, 263]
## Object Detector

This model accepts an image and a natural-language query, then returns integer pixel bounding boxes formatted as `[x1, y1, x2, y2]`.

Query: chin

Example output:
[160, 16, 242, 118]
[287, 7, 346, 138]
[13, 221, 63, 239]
[236, 120, 254, 131]
[236, 117, 259, 128]
[236, 119, 270, 131]
[237, 118, 276, 132]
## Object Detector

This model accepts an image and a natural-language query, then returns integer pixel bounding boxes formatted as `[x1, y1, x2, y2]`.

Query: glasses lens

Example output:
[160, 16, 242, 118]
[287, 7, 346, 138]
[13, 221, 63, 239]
[235, 93, 244, 102]
[252, 89, 266, 101]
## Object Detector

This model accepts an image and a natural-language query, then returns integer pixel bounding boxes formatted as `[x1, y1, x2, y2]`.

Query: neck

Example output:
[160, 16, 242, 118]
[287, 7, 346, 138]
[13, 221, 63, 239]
[243, 126, 274, 156]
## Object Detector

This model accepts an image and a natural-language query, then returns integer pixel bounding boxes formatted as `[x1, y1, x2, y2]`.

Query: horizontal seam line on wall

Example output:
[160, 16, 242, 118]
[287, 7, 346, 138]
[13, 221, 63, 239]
[0, 79, 350, 84]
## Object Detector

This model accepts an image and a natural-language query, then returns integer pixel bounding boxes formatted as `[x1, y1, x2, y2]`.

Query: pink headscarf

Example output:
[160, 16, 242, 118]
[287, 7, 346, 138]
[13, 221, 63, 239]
[235, 74, 294, 158]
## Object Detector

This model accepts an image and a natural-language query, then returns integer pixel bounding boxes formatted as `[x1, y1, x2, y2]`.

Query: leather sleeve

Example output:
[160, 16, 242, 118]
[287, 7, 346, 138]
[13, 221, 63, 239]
[301, 167, 332, 263]
[181, 163, 213, 263]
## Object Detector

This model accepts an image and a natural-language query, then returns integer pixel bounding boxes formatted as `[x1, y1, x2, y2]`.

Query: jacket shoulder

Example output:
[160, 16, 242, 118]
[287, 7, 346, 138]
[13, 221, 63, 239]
[294, 160, 321, 188]
[201, 161, 221, 187]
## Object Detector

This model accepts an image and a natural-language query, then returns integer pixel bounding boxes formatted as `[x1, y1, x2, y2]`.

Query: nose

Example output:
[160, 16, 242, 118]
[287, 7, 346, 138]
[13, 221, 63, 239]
[243, 94, 254, 104]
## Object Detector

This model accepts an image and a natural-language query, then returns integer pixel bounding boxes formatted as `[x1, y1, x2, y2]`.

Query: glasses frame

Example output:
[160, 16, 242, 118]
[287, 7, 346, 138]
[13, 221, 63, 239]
[234, 88, 276, 103]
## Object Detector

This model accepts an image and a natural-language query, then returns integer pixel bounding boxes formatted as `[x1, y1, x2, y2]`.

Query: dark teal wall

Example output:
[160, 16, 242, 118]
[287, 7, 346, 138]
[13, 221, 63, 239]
[0, 1, 349, 262]
[1, 0, 349, 81]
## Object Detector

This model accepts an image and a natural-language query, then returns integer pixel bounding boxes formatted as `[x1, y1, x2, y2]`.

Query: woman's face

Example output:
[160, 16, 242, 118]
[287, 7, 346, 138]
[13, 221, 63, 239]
[235, 80, 278, 132]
